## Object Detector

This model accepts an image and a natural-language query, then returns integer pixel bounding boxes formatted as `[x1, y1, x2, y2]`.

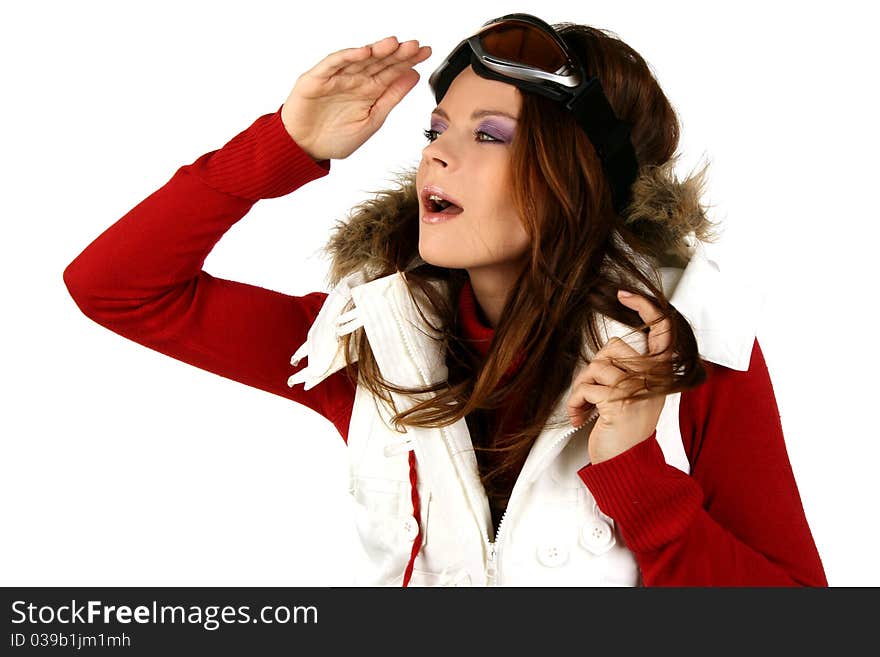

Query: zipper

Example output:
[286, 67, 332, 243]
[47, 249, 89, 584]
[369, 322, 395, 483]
[486, 542, 497, 585]
[488, 405, 600, 586]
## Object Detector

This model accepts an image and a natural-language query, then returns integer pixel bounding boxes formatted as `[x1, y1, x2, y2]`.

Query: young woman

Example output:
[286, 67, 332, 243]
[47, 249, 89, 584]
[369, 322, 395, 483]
[63, 14, 826, 587]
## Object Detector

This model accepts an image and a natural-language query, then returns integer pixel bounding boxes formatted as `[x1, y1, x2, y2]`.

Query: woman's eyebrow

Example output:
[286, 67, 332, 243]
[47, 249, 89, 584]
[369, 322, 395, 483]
[431, 107, 519, 121]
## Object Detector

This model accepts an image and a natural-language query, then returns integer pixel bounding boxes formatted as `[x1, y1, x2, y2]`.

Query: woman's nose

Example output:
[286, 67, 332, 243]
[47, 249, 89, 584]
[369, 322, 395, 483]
[423, 142, 451, 168]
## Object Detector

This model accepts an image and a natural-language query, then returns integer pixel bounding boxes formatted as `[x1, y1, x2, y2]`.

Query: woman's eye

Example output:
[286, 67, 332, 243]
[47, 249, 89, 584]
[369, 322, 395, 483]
[422, 128, 501, 143]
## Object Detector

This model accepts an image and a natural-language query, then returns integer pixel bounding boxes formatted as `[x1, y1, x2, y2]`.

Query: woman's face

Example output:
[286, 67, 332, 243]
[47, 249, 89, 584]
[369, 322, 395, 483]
[416, 65, 530, 272]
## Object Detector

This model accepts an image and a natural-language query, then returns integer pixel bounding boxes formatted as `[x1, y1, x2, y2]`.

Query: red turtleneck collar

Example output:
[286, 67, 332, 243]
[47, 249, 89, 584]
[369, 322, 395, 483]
[457, 279, 526, 379]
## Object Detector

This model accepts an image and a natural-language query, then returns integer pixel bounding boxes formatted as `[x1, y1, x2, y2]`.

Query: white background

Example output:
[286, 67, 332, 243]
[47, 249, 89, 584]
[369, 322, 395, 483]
[2, 0, 877, 586]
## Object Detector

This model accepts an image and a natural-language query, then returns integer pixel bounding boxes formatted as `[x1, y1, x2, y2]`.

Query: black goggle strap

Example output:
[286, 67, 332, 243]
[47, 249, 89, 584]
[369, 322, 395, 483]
[429, 44, 472, 105]
[566, 78, 639, 214]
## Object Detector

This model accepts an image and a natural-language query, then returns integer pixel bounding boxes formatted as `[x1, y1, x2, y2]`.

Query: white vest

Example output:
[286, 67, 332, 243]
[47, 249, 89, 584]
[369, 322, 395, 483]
[288, 239, 762, 586]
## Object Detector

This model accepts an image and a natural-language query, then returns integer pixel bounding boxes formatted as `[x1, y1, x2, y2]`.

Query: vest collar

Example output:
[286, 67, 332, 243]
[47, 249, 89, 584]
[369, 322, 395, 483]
[662, 237, 763, 371]
[287, 236, 763, 393]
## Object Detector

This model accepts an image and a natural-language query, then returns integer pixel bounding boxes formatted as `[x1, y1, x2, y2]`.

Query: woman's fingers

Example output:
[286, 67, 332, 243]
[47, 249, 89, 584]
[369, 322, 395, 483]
[616, 291, 673, 357]
[309, 44, 375, 81]
[355, 39, 426, 76]
[572, 337, 640, 384]
[566, 337, 648, 427]
[310, 35, 403, 80]
[369, 45, 432, 83]
[369, 56, 428, 91]
[342, 36, 400, 74]
[578, 356, 626, 387]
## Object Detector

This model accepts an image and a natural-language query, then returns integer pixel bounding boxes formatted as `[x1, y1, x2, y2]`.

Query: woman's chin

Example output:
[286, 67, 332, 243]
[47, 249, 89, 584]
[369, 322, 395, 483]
[418, 243, 467, 270]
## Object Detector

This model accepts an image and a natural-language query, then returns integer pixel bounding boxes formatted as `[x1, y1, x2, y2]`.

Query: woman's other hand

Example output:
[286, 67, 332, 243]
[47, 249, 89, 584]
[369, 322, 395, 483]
[566, 290, 674, 465]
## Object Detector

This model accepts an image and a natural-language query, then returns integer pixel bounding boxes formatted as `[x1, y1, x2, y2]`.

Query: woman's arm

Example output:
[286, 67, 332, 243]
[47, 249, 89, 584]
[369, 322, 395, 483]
[577, 338, 828, 586]
[63, 107, 356, 440]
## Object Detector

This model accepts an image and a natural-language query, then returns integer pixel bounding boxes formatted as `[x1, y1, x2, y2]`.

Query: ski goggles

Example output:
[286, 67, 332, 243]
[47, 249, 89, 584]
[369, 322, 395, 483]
[428, 13, 638, 214]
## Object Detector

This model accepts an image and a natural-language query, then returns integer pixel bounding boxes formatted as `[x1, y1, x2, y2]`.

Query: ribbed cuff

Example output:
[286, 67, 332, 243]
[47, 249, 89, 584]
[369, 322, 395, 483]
[577, 431, 704, 553]
[190, 104, 331, 201]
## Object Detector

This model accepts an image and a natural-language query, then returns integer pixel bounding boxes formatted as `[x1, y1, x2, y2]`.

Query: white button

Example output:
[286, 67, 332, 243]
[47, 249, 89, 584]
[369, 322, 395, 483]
[579, 520, 616, 555]
[401, 515, 420, 541]
[536, 543, 569, 567]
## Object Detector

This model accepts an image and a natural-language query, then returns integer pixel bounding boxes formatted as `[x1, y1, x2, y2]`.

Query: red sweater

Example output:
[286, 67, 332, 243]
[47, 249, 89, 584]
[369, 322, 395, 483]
[63, 106, 827, 587]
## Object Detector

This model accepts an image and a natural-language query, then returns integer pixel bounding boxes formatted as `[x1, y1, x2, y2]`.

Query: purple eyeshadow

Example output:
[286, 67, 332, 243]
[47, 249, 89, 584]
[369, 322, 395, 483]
[428, 116, 516, 142]
[480, 119, 516, 142]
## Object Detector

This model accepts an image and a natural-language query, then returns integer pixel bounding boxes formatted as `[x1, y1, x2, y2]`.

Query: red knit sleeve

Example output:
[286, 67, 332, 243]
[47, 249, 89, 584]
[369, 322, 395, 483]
[63, 106, 356, 441]
[577, 338, 827, 586]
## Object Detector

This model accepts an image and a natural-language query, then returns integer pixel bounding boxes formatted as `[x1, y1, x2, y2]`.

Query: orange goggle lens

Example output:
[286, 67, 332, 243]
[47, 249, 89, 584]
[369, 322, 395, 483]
[476, 20, 569, 74]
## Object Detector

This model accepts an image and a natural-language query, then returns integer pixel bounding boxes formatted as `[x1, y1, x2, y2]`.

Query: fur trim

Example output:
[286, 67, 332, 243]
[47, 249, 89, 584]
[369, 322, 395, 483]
[322, 158, 718, 287]
[622, 155, 719, 267]
[324, 165, 420, 288]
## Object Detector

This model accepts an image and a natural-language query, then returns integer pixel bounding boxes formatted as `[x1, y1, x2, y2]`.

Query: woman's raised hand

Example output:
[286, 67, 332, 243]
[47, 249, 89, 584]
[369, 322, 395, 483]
[281, 36, 431, 161]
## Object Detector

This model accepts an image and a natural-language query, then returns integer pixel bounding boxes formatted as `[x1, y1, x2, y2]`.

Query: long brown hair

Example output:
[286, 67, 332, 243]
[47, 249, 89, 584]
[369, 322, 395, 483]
[324, 22, 720, 512]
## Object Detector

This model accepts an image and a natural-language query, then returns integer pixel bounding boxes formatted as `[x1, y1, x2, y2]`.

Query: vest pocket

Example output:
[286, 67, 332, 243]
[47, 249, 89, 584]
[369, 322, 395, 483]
[348, 475, 430, 583]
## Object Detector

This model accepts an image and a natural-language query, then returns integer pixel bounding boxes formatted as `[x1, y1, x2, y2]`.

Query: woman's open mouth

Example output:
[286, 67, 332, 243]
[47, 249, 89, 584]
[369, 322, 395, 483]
[421, 190, 464, 224]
